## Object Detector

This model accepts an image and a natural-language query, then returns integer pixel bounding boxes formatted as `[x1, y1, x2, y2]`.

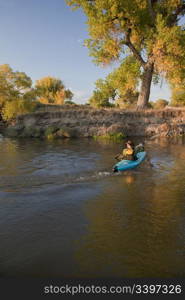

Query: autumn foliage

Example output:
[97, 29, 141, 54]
[0, 64, 73, 120]
[66, 0, 185, 108]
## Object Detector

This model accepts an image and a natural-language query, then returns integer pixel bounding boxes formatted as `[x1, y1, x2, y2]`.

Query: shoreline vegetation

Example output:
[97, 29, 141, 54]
[1, 2, 185, 140]
[1, 106, 185, 140]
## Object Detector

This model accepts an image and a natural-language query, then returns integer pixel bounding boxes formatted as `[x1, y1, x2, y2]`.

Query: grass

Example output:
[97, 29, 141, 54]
[93, 132, 126, 141]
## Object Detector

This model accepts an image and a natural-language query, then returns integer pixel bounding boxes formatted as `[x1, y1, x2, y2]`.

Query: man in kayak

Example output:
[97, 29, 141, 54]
[115, 140, 135, 161]
[134, 143, 145, 154]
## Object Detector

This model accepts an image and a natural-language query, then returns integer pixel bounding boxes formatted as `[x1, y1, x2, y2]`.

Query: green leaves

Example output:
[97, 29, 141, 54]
[89, 55, 140, 108]
[89, 78, 116, 108]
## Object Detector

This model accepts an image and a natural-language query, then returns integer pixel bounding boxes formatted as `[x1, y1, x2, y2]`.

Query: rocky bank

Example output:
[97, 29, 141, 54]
[2, 107, 185, 139]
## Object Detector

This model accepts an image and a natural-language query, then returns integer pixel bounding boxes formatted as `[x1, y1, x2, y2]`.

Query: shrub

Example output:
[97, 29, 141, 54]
[153, 99, 169, 109]
[170, 89, 185, 107]
[64, 100, 77, 105]
[93, 132, 126, 141]
[147, 102, 154, 108]
[2, 99, 37, 121]
[44, 126, 59, 139]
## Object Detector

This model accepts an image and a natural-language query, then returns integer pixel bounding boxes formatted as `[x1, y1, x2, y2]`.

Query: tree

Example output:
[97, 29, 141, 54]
[170, 84, 185, 106]
[64, 89, 74, 101]
[65, 100, 77, 105]
[107, 56, 140, 107]
[0, 64, 32, 108]
[116, 90, 139, 109]
[2, 98, 37, 121]
[66, 0, 185, 109]
[89, 78, 116, 107]
[0, 64, 40, 120]
[35, 76, 73, 105]
[89, 56, 140, 108]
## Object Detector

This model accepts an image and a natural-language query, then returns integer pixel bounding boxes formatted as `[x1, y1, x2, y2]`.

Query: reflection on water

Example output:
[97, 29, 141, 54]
[0, 136, 185, 278]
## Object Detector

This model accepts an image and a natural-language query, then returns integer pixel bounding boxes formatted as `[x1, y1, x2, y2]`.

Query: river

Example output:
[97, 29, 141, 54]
[0, 136, 185, 278]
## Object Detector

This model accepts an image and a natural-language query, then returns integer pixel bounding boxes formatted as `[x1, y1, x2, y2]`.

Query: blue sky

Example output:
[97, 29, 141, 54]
[0, 0, 171, 103]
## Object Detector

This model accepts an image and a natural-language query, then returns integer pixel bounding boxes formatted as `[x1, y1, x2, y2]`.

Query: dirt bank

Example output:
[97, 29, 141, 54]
[2, 107, 185, 138]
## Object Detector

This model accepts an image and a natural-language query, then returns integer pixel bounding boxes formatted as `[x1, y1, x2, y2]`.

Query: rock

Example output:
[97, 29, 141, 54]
[106, 124, 124, 134]
[4, 126, 21, 137]
[30, 128, 43, 138]
[44, 126, 59, 136]
[55, 127, 78, 138]
[19, 127, 43, 138]
[19, 127, 34, 138]
[55, 129, 65, 138]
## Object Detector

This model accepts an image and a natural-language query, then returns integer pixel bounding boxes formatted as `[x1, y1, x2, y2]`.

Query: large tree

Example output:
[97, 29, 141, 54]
[66, 0, 185, 109]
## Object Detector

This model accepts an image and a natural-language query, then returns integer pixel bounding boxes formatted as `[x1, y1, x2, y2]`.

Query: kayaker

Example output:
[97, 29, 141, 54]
[115, 140, 135, 161]
[134, 142, 153, 167]
[134, 143, 145, 155]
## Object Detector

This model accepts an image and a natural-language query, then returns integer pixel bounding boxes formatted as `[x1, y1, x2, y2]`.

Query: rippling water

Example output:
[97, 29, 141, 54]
[0, 136, 185, 278]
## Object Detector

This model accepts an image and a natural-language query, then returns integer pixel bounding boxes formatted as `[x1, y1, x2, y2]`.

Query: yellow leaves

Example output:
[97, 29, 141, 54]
[88, 37, 121, 66]
[170, 83, 185, 106]
[35, 76, 72, 105]
[2, 98, 36, 121]
[152, 17, 185, 81]
[118, 11, 124, 18]
[135, 0, 147, 9]
[0, 64, 12, 75]
[152, 39, 165, 58]
[104, 39, 120, 57]
[38, 97, 48, 105]
[89, 22, 107, 39]
[130, 30, 141, 46]
[54, 90, 65, 105]
[110, 3, 118, 15]
[164, 0, 182, 10]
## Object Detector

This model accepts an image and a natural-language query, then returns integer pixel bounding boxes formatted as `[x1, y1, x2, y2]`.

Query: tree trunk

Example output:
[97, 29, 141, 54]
[137, 62, 154, 109]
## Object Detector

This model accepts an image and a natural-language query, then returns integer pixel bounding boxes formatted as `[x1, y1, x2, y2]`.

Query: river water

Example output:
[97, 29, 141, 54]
[0, 136, 185, 278]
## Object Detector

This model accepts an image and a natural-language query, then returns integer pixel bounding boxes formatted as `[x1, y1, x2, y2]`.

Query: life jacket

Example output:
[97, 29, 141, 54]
[122, 148, 134, 156]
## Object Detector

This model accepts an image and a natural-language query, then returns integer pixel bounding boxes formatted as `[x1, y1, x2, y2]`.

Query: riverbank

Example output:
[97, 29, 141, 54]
[1, 107, 185, 139]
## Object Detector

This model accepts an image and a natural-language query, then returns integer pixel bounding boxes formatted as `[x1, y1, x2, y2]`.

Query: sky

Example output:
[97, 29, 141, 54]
[0, 0, 171, 104]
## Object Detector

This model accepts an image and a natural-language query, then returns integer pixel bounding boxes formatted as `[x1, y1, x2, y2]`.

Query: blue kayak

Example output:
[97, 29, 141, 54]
[113, 151, 146, 172]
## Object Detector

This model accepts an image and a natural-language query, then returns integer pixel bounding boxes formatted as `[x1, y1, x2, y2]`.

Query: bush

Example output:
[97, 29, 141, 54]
[44, 126, 59, 139]
[93, 132, 126, 141]
[64, 100, 77, 105]
[147, 102, 154, 109]
[170, 89, 185, 107]
[2, 99, 37, 121]
[153, 99, 169, 109]
[116, 91, 138, 109]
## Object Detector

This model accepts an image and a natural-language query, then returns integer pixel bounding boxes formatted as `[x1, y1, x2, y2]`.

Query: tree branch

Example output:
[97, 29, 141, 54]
[125, 29, 146, 67]
[168, 3, 185, 26]
[147, 0, 155, 23]
[110, 14, 147, 67]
